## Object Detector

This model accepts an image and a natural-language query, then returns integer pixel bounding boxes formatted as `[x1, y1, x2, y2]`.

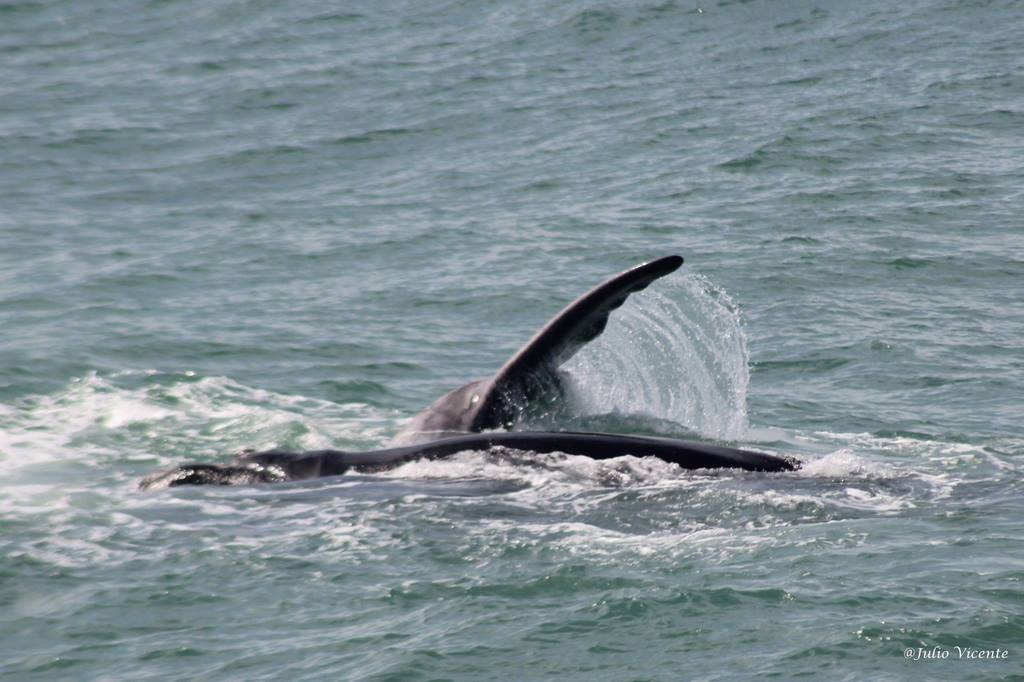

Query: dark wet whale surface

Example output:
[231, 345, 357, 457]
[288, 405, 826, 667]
[141, 256, 797, 489]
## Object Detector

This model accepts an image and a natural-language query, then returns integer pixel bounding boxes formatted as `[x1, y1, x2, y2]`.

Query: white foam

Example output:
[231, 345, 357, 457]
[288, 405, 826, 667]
[795, 448, 894, 479]
[375, 449, 696, 496]
[0, 371, 399, 482]
[788, 432, 982, 503]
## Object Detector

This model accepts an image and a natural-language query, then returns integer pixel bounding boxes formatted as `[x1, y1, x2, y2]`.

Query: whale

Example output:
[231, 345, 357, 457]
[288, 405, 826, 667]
[140, 255, 798, 490]
[140, 431, 795, 489]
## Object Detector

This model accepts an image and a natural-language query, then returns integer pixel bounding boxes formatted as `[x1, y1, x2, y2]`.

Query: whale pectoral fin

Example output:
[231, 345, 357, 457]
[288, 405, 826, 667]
[471, 255, 683, 430]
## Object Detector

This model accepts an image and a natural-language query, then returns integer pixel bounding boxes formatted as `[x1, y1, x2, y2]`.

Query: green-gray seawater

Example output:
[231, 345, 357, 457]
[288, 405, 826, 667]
[2, 1, 1022, 679]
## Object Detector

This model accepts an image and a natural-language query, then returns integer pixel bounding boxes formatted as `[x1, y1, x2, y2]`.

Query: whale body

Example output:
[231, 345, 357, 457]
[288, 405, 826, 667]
[140, 255, 798, 490]
[140, 430, 797, 489]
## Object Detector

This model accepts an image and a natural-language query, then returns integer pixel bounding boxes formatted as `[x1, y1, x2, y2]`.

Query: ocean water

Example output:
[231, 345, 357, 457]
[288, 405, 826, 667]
[2, 0, 1023, 679]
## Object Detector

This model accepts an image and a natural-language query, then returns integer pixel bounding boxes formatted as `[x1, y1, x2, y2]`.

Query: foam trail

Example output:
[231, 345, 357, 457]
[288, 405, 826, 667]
[561, 273, 750, 440]
[0, 372, 398, 477]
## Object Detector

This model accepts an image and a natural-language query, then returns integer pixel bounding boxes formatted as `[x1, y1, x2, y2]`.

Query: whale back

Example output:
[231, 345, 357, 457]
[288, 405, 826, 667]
[392, 256, 684, 444]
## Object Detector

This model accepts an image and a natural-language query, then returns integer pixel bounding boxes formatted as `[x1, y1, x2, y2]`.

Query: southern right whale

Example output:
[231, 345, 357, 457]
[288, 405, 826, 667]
[140, 255, 797, 490]
[141, 431, 795, 489]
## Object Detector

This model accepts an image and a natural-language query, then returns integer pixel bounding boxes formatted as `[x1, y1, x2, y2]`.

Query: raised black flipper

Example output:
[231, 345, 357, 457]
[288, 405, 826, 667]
[469, 255, 684, 431]
[392, 256, 684, 444]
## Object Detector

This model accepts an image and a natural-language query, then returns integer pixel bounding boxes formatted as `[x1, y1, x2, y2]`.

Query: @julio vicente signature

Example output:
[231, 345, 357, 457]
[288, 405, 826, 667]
[905, 647, 1009, 662]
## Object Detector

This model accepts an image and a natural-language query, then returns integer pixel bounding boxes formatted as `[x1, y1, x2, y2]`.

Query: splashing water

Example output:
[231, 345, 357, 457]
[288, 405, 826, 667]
[560, 273, 750, 441]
